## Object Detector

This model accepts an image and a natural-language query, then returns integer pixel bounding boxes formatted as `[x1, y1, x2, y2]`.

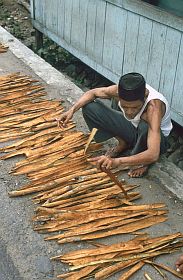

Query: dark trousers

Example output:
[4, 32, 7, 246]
[82, 99, 168, 155]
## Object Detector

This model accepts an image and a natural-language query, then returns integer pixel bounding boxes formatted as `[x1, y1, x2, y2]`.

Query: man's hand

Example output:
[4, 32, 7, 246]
[88, 155, 120, 170]
[57, 108, 74, 128]
[176, 255, 183, 273]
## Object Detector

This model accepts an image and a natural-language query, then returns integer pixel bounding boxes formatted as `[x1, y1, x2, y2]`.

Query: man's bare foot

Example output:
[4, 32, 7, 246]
[128, 165, 148, 178]
[105, 146, 125, 158]
[105, 138, 128, 158]
[176, 255, 183, 273]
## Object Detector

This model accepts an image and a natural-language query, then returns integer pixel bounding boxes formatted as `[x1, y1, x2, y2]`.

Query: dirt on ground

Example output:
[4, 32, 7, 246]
[0, 0, 113, 91]
[0, 0, 34, 47]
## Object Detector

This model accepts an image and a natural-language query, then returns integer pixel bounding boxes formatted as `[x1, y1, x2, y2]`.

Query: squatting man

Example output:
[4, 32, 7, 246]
[58, 72, 172, 178]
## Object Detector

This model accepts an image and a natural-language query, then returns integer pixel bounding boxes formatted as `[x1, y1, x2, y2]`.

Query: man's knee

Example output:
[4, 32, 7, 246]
[82, 101, 96, 116]
[138, 120, 148, 136]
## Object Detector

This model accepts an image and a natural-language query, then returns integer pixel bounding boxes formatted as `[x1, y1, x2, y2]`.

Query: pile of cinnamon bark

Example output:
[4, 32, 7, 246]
[0, 72, 182, 279]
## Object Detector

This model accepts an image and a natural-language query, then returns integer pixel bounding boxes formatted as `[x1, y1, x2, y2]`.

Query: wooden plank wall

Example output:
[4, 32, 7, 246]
[31, 0, 183, 126]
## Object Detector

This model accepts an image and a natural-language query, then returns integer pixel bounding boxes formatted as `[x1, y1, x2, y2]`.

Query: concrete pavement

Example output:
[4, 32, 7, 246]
[0, 26, 183, 279]
[0, 238, 23, 280]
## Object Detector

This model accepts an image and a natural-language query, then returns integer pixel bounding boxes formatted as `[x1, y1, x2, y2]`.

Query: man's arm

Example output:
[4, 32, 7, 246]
[58, 85, 118, 127]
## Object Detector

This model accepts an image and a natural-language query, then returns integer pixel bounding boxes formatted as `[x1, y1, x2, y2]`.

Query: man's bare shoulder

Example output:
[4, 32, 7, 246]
[141, 99, 164, 127]
[94, 84, 118, 99]
[146, 99, 166, 118]
[105, 84, 118, 97]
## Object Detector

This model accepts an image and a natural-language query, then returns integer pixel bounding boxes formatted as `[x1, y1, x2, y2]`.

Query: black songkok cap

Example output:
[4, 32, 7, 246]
[118, 72, 145, 101]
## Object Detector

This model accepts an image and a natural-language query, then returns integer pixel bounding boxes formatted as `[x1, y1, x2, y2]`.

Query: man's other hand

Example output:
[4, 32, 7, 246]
[57, 109, 74, 128]
[88, 155, 119, 170]
[176, 255, 183, 273]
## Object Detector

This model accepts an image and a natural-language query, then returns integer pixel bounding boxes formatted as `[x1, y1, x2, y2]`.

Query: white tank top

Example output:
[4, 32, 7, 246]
[118, 84, 173, 136]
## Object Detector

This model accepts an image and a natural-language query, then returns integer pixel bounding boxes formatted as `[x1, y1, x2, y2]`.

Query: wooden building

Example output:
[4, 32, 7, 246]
[30, 0, 183, 126]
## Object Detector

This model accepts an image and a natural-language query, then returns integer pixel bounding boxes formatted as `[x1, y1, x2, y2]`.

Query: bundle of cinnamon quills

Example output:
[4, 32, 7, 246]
[53, 232, 183, 280]
[33, 203, 167, 243]
[0, 43, 8, 53]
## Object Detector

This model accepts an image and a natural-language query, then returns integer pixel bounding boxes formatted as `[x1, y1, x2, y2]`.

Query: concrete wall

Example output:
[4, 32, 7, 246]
[31, 0, 183, 126]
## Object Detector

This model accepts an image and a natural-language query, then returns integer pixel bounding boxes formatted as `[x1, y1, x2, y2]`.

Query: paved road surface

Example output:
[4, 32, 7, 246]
[0, 238, 23, 280]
